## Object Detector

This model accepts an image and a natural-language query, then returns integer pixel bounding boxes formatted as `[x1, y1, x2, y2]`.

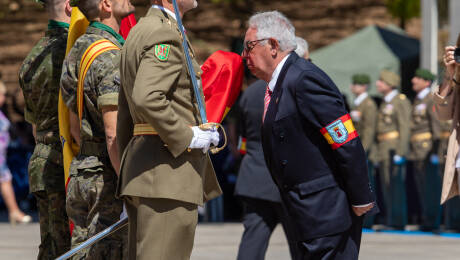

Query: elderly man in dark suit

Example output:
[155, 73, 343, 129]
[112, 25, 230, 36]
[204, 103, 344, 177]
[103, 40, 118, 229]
[234, 37, 310, 260]
[242, 11, 376, 259]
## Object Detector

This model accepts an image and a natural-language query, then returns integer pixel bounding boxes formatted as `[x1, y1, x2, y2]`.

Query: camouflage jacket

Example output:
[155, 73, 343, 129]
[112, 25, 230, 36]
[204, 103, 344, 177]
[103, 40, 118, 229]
[60, 22, 123, 172]
[19, 20, 69, 150]
[18, 20, 69, 192]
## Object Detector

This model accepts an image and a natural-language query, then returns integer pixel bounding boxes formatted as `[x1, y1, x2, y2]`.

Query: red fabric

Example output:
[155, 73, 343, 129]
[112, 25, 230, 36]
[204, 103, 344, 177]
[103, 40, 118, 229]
[201, 51, 244, 123]
[120, 14, 137, 39]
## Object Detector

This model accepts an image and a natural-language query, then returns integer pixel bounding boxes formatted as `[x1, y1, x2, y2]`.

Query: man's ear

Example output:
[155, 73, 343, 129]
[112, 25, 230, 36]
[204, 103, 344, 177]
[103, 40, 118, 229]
[64, 0, 72, 16]
[100, 0, 112, 13]
[269, 38, 279, 56]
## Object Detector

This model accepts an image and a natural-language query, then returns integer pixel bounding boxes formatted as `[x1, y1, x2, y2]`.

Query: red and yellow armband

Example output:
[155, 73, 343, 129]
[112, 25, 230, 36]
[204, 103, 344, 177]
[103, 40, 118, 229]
[320, 114, 358, 150]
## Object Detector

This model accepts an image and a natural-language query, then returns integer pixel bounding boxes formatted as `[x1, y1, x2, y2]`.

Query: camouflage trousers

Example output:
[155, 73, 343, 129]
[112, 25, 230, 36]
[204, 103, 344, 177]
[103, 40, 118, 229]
[66, 165, 126, 260]
[34, 190, 71, 260]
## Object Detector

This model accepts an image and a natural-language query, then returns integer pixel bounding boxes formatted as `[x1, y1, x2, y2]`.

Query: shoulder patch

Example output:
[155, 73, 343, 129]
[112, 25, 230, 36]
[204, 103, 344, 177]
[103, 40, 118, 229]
[399, 94, 406, 100]
[155, 44, 170, 61]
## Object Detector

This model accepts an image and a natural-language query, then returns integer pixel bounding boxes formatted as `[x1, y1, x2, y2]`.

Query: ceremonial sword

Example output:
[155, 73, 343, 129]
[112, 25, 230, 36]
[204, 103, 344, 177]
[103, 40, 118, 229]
[55, 3, 227, 259]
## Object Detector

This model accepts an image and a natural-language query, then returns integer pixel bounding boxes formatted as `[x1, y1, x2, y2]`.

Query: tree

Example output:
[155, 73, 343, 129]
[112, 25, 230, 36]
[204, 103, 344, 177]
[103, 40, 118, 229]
[386, 0, 421, 29]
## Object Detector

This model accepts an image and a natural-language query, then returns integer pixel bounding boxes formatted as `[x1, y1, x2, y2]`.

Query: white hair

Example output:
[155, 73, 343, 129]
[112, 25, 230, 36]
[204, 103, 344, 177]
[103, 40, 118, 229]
[248, 11, 297, 52]
[294, 36, 309, 57]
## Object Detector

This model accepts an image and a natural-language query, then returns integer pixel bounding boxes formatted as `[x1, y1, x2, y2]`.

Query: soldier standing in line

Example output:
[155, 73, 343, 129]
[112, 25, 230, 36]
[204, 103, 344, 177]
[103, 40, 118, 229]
[375, 69, 411, 230]
[408, 68, 442, 232]
[60, 0, 134, 258]
[350, 73, 378, 229]
[18, 0, 71, 258]
[116, 1, 222, 259]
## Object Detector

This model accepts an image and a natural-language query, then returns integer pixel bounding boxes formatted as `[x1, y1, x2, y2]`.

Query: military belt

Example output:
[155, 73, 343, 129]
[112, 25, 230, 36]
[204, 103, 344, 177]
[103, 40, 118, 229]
[411, 132, 432, 142]
[440, 131, 451, 139]
[377, 131, 399, 142]
[79, 141, 107, 156]
[133, 124, 158, 136]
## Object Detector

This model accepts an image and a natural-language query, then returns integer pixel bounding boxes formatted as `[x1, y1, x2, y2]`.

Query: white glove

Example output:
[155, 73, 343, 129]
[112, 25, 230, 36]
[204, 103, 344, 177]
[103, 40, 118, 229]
[120, 204, 127, 220]
[189, 126, 220, 153]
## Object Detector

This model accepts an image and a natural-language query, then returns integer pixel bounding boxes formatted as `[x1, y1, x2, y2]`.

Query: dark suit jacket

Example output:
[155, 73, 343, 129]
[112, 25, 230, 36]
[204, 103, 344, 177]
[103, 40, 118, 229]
[234, 80, 281, 203]
[261, 53, 375, 241]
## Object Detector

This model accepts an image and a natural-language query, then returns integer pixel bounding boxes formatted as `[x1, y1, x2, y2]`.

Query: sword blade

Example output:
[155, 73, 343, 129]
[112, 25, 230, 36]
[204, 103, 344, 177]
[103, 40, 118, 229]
[171, 0, 207, 124]
[55, 217, 128, 260]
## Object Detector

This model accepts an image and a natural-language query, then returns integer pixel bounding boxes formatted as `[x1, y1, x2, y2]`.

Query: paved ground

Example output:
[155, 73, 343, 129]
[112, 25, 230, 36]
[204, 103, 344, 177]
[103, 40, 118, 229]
[0, 222, 459, 259]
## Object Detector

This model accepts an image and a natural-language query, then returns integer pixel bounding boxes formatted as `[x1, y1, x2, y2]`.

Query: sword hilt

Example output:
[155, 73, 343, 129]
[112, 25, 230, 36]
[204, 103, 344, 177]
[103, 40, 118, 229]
[199, 122, 227, 154]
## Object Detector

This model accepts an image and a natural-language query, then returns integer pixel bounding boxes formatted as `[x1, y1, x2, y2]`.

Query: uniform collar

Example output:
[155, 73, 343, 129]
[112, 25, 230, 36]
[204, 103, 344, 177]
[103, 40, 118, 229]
[354, 92, 368, 106]
[152, 4, 177, 21]
[268, 54, 291, 92]
[384, 89, 398, 103]
[48, 20, 69, 30]
[89, 21, 125, 46]
[416, 87, 430, 100]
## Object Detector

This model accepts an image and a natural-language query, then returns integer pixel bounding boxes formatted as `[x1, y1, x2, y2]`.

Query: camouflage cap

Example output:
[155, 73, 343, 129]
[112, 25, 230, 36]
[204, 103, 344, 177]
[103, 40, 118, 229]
[352, 74, 370, 85]
[380, 69, 400, 88]
[415, 68, 436, 81]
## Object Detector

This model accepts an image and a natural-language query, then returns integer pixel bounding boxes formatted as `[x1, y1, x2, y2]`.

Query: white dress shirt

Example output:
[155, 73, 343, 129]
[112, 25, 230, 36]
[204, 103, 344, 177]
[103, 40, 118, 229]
[267, 54, 291, 91]
[353, 92, 368, 107]
[384, 89, 399, 103]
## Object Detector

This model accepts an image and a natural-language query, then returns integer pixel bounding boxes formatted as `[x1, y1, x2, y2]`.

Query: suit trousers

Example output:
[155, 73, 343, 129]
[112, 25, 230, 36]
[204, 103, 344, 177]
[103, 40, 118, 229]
[299, 215, 363, 260]
[236, 197, 300, 260]
[124, 196, 198, 260]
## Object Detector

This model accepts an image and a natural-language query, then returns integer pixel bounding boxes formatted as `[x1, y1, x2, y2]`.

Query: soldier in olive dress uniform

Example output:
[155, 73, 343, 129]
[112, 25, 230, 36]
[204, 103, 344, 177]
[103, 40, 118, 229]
[375, 69, 411, 230]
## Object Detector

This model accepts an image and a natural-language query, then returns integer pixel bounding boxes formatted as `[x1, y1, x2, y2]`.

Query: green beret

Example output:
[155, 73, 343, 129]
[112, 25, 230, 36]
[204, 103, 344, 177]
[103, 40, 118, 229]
[415, 68, 436, 81]
[352, 74, 370, 85]
[380, 69, 400, 88]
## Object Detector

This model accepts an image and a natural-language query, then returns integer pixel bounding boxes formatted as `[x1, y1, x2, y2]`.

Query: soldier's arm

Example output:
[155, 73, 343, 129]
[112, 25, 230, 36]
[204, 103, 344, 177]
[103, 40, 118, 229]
[396, 98, 411, 157]
[69, 111, 80, 146]
[433, 82, 456, 121]
[102, 106, 119, 175]
[361, 101, 377, 153]
[131, 28, 193, 158]
[294, 70, 374, 206]
[94, 50, 121, 174]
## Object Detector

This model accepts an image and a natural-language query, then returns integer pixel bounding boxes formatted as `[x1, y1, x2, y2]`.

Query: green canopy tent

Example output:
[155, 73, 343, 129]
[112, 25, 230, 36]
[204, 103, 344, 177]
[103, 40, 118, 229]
[310, 25, 420, 104]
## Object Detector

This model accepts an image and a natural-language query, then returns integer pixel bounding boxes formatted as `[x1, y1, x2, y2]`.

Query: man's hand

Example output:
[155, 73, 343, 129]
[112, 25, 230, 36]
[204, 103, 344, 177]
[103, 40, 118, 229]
[444, 46, 457, 78]
[189, 126, 220, 153]
[352, 203, 374, 216]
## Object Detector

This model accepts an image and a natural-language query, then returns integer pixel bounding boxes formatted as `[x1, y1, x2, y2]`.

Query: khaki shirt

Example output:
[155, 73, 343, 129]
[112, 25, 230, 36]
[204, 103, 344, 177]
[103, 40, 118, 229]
[117, 8, 222, 205]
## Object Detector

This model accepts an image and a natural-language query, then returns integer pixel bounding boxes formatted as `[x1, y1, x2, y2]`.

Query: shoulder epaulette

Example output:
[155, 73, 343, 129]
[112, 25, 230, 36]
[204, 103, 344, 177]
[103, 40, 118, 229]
[399, 94, 406, 100]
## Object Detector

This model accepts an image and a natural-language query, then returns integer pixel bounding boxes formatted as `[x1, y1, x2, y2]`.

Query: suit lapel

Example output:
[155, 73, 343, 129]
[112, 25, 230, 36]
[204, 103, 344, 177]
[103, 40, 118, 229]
[266, 53, 297, 123]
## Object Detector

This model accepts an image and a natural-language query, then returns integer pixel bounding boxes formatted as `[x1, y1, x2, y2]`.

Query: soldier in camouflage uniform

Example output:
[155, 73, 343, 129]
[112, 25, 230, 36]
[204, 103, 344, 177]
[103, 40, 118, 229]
[60, 0, 134, 258]
[375, 69, 411, 230]
[350, 73, 378, 228]
[18, 0, 71, 258]
[408, 68, 442, 231]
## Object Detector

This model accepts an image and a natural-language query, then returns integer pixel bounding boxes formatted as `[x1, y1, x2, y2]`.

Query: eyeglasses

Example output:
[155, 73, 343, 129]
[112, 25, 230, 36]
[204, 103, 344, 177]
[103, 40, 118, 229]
[242, 38, 269, 56]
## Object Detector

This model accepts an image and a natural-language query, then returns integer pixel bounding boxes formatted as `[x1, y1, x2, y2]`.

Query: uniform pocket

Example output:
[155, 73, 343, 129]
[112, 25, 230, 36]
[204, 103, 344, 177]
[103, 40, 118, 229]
[295, 174, 338, 197]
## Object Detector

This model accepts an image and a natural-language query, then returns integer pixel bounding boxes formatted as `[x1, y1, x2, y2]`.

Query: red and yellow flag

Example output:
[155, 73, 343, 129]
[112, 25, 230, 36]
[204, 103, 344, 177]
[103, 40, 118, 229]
[201, 50, 244, 123]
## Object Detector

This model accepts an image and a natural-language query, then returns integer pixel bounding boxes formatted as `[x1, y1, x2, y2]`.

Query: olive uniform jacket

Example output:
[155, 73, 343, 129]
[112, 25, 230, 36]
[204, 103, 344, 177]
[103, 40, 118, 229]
[409, 91, 441, 161]
[375, 92, 411, 161]
[116, 8, 222, 206]
[434, 84, 460, 204]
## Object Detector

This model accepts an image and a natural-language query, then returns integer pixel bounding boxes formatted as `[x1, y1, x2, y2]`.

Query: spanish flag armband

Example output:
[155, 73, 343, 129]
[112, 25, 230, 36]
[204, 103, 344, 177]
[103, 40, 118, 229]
[320, 114, 358, 150]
